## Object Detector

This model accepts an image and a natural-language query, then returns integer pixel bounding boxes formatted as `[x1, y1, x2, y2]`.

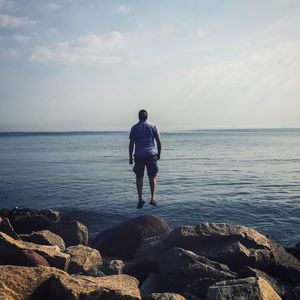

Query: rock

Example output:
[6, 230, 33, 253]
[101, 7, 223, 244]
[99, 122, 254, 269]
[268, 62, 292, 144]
[0, 265, 65, 300]
[8, 207, 60, 234]
[47, 220, 88, 247]
[159, 247, 236, 298]
[20, 230, 66, 251]
[0, 217, 20, 240]
[50, 273, 141, 299]
[136, 223, 300, 284]
[238, 266, 285, 297]
[0, 247, 50, 267]
[0, 208, 10, 218]
[140, 273, 162, 296]
[93, 215, 171, 260]
[285, 242, 300, 260]
[205, 276, 282, 300]
[101, 258, 125, 275]
[144, 293, 186, 300]
[65, 244, 102, 274]
[0, 231, 70, 270]
[124, 259, 160, 284]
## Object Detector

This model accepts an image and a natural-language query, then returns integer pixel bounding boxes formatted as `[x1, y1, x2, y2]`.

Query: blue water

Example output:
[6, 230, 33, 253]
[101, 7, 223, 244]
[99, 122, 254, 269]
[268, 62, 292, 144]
[0, 129, 299, 246]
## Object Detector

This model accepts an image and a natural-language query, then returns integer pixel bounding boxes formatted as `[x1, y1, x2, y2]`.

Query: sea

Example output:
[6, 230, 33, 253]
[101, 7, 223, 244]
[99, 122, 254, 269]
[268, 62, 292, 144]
[0, 129, 299, 246]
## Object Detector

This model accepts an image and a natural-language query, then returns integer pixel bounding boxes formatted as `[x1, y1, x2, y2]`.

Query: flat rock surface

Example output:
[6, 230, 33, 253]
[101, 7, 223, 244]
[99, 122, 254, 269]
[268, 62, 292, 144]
[20, 230, 66, 251]
[66, 244, 102, 274]
[205, 276, 282, 300]
[0, 265, 65, 300]
[50, 273, 141, 299]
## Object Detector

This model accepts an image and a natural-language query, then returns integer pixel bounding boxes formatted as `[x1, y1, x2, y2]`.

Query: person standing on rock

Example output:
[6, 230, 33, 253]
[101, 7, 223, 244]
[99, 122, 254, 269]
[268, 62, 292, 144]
[129, 109, 162, 209]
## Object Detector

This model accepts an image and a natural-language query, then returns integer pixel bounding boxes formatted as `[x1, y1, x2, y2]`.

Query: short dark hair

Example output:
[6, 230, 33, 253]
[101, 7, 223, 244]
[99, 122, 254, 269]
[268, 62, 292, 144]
[138, 109, 148, 121]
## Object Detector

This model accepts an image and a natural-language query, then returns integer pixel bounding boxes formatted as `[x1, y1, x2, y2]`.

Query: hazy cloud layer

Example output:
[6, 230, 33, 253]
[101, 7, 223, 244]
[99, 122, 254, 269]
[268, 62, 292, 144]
[0, 0, 299, 130]
[30, 32, 129, 64]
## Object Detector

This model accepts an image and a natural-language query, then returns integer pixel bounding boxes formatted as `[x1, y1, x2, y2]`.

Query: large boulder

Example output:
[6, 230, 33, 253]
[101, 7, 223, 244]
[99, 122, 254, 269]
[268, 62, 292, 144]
[205, 276, 282, 300]
[0, 217, 20, 240]
[8, 208, 60, 234]
[65, 245, 102, 274]
[47, 220, 88, 247]
[0, 265, 65, 300]
[0, 231, 70, 270]
[136, 223, 300, 284]
[50, 273, 141, 299]
[159, 247, 236, 298]
[285, 242, 300, 261]
[20, 230, 66, 251]
[93, 215, 171, 260]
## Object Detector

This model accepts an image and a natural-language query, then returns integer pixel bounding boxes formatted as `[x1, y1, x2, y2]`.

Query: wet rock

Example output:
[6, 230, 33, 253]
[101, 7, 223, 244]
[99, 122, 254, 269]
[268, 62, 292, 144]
[0, 217, 20, 240]
[50, 273, 141, 299]
[159, 247, 236, 298]
[101, 258, 125, 275]
[205, 276, 282, 300]
[65, 244, 102, 274]
[0, 231, 70, 270]
[143, 293, 186, 300]
[20, 230, 66, 251]
[93, 215, 171, 260]
[8, 207, 60, 234]
[47, 220, 88, 247]
[0, 265, 65, 300]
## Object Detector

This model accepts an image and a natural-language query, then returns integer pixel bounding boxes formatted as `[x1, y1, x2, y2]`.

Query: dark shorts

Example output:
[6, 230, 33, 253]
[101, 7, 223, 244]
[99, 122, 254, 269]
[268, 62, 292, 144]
[133, 154, 158, 177]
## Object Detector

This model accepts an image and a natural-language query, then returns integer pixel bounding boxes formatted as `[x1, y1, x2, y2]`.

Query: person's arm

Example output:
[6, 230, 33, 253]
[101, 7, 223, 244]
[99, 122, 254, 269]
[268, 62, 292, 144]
[129, 139, 134, 164]
[155, 135, 161, 160]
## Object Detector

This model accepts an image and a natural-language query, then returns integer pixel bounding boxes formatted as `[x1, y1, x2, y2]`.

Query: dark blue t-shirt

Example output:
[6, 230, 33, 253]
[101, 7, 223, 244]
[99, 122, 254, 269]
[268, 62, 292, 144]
[129, 120, 159, 157]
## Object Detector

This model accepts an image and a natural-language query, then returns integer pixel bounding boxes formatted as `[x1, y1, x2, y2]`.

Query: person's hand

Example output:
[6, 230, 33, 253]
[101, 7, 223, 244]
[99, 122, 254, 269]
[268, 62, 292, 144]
[129, 157, 133, 165]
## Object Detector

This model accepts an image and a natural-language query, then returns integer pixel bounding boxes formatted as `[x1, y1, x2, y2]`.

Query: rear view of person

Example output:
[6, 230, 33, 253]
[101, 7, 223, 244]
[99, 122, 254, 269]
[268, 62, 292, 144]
[129, 109, 162, 209]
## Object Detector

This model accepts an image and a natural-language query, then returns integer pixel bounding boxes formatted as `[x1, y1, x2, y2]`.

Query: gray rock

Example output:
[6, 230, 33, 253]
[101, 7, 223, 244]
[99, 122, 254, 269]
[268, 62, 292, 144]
[136, 223, 300, 284]
[143, 293, 186, 300]
[0, 217, 20, 240]
[101, 258, 125, 275]
[47, 220, 88, 247]
[20, 230, 66, 251]
[93, 215, 171, 260]
[159, 247, 236, 298]
[140, 273, 162, 296]
[8, 208, 60, 234]
[65, 244, 102, 274]
[205, 276, 282, 300]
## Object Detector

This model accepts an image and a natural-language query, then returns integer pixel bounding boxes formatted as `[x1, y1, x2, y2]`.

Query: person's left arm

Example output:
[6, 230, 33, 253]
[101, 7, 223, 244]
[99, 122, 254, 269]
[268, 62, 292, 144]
[129, 139, 134, 164]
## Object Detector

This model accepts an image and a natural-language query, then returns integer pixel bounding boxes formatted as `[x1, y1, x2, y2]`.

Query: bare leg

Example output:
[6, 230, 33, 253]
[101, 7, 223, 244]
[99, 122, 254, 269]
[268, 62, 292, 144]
[136, 176, 143, 202]
[149, 176, 156, 202]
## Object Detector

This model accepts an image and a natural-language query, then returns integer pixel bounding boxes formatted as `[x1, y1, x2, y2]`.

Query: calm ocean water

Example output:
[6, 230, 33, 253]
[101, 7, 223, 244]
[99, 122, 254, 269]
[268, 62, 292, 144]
[0, 129, 299, 246]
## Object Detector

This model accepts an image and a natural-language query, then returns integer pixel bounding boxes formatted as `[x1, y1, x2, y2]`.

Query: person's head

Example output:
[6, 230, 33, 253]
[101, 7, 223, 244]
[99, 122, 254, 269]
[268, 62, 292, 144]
[138, 109, 148, 121]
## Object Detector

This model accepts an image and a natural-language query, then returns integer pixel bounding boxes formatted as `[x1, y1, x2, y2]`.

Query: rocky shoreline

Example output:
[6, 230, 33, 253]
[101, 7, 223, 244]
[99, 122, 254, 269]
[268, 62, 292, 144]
[0, 208, 299, 300]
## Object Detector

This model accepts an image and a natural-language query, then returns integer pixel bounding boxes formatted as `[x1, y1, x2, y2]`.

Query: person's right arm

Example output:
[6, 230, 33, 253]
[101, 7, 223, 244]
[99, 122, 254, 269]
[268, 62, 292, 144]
[155, 135, 161, 160]
[129, 139, 134, 164]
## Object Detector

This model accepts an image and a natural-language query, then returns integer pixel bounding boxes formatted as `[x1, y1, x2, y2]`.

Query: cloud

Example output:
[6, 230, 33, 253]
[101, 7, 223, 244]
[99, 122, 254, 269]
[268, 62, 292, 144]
[161, 24, 174, 34]
[0, 0, 13, 9]
[0, 47, 17, 59]
[0, 13, 35, 27]
[30, 32, 130, 64]
[118, 5, 130, 14]
[12, 34, 30, 44]
[46, 2, 62, 10]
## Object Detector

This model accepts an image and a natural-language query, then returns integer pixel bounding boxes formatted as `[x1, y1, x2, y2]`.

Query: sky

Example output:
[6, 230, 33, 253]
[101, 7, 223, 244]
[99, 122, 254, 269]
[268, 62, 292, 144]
[0, 0, 300, 131]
